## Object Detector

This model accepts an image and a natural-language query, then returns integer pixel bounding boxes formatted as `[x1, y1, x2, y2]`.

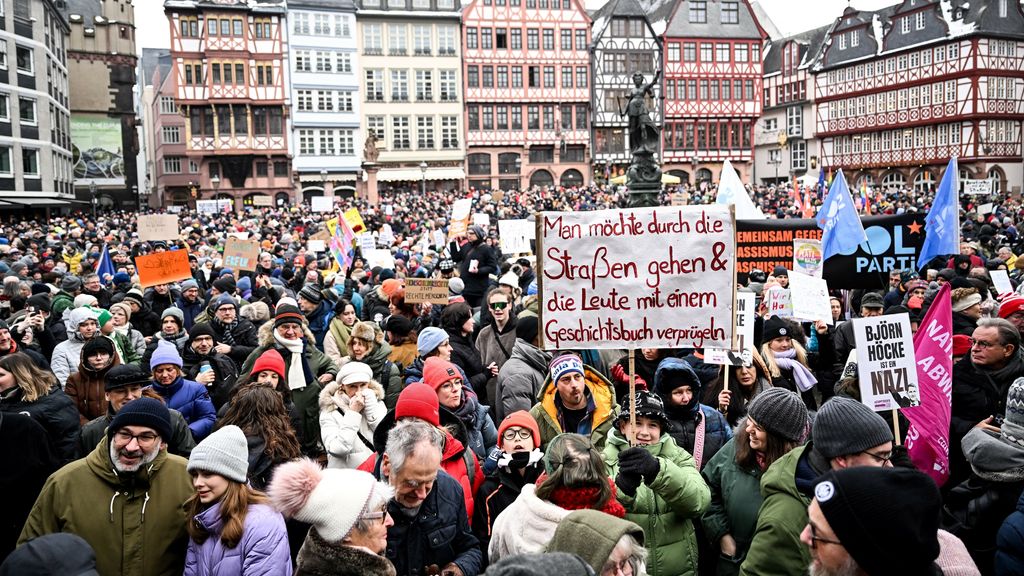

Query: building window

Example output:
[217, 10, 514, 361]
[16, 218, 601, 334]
[21, 148, 38, 176]
[338, 91, 353, 112]
[850, 30, 859, 47]
[527, 29, 538, 50]
[468, 153, 490, 175]
[576, 29, 587, 51]
[319, 130, 336, 155]
[389, 24, 407, 55]
[721, 1, 739, 24]
[293, 13, 310, 35]
[915, 11, 925, 30]
[791, 140, 806, 170]
[468, 105, 479, 130]
[529, 147, 554, 163]
[363, 24, 382, 54]
[316, 52, 332, 72]
[467, 28, 478, 50]
[700, 43, 713, 62]
[482, 66, 494, 88]
[438, 26, 457, 54]
[297, 90, 313, 111]
[366, 70, 383, 101]
[576, 66, 587, 88]
[180, 16, 199, 38]
[417, 116, 435, 148]
[163, 156, 183, 174]
[0, 147, 10, 175]
[414, 25, 432, 55]
[16, 46, 32, 74]
[543, 66, 555, 88]
[392, 116, 410, 149]
[787, 106, 801, 136]
[162, 126, 181, 144]
[439, 70, 457, 101]
[901, 16, 910, 34]
[689, 1, 707, 23]
[560, 29, 572, 51]
[18, 97, 35, 124]
[543, 29, 554, 51]
[441, 116, 459, 148]
[716, 43, 730, 62]
[159, 96, 177, 114]
[295, 51, 311, 72]
[317, 90, 334, 111]
[299, 129, 315, 155]
[256, 63, 274, 85]
[510, 29, 522, 50]
[253, 17, 272, 39]
[683, 42, 696, 62]
[467, 65, 479, 88]
[416, 70, 433, 101]
[367, 116, 385, 141]
[391, 70, 409, 101]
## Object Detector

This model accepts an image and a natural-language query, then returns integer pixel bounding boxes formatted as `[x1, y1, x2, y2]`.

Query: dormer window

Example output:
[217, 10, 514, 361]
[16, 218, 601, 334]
[838, 33, 846, 50]
[850, 30, 859, 47]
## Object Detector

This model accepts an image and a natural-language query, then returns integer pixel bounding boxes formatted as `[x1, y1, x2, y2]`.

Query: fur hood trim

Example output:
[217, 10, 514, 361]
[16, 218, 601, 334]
[318, 379, 385, 411]
[257, 318, 317, 347]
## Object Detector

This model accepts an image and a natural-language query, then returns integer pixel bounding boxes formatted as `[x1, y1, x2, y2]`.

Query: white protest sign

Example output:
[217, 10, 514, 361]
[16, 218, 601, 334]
[705, 292, 756, 366]
[137, 214, 180, 242]
[498, 219, 534, 254]
[196, 200, 220, 214]
[764, 287, 793, 317]
[307, 240, 326, 253]
[433, 229, 447, 248]
[311, 196, 334, 213]
[378, 224, 395, 246]
[853, 313, 920, 411]
[540, 205, 735, 350]
[358, 235, 376, 254]
[789, 270, 833, 325]
[963, 179, 993, 196]
[792, 238, 824, 278]
[473, 213, 491, 228]
[978, 203, 994, 215]
[364, 248, 395, 270]
[992, 269, 1013, 296]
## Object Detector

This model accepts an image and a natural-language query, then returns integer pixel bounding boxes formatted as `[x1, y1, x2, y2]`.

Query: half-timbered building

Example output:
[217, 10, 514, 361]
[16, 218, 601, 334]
[462, 0, 592, 191]
[814, 0, 1024, 194]
[661, 0, 766, 185]
[164, 0, 293, 209]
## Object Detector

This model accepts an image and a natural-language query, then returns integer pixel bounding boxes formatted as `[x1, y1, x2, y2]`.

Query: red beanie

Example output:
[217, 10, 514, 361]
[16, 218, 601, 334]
[422, 357, 461, 390]
[999, 293, 1024, 319]
[251, 349, 286, 382]
[396, 383, 440, 426]
[498, 410, 541, 449]
[952, 334, 972, 357]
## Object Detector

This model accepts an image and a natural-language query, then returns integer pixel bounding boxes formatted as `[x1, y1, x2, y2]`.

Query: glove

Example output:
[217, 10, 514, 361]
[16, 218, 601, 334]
[615, 471, 642, 497]
[611, 363, 628, 383]
[618, 447, 660, 485]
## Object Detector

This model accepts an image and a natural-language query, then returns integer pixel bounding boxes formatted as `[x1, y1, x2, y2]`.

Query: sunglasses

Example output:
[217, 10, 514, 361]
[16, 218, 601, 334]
[489, 301, 509, 310]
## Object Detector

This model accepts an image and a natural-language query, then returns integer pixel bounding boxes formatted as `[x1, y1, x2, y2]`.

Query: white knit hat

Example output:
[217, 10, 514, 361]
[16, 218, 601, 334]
[187, 425, 249, 483]
[337, 362, 374, 386]
[268, 459, 378, 543]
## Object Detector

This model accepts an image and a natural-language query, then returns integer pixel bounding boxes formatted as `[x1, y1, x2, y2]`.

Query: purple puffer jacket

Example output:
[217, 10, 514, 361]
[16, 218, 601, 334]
[184, 502, 293, 576]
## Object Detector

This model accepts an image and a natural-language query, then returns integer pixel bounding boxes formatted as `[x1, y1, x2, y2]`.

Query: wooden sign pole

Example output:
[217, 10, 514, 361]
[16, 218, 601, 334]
[628, 348, 637, 446]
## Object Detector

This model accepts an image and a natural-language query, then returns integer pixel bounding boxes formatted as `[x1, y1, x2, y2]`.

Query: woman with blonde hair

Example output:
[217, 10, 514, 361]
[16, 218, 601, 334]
[184, 425, 292, 575]
[0, 352, 80, 462]
[759, 316, 832, 410]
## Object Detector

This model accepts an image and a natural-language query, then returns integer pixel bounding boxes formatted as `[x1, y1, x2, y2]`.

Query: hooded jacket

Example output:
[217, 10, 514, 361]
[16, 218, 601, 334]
[356, 341, 403, 409]
[50, 332, 92, 388]
[495, 339, 551, 422]
[603, 429, 710, 576]
[0, 384, 80, 464]
[318, 378, 386, 469]
[148, 376, 217, 441]
[65, 344, 121, 424]
[175, 294, 204, 332]
[18, 436, 194, 576]
[652, 358, 733, 469]
[530, 363, 617, 451]
[183, 502, 292, 576]
[487, 482, 572, 562]
[701, 436, 766, 576]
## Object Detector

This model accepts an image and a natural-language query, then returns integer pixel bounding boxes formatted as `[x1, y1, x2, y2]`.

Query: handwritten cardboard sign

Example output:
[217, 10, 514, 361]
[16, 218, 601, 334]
[448, 199, 473, 240]
[992, 269, 1013, 296]
[854, 313, 920, 411]
[498, 219, 534, 254]
[963, 179, 992, 196]
[764, 287, 793, 317]
[540, 205, 736, 350]
[789, 270, 833, 325]
[137, 214, 180, 242]
[136, 250, 192, 288]
[309, 230, 331, 242]
[705, 292, 755, 366]
[223, 237, 260, 271]
[405, 278, 450, 305]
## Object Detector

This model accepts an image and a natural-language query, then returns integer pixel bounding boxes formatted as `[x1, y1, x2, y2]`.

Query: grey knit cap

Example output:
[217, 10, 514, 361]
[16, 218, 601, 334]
[187, 425, 249, 483]
[60, 275, 81, 292]
[812, 397, 894, 459]
[747, 387, 809, 442]
[161, 306, 184, 326]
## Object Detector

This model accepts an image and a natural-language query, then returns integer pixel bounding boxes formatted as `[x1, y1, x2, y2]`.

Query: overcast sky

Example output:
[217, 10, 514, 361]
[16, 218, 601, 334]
[135, 0, 899, 53]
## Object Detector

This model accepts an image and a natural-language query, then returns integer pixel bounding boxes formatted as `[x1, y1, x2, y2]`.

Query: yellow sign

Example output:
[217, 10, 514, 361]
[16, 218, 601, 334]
[344, 208, 366, 235]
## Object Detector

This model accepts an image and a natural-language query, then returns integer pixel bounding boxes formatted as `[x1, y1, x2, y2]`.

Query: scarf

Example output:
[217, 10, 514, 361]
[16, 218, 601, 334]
[497, 448, 544, 470]
[274, 331, 310, 391]
[541, 474, 626, 518]
[214, 316, 237, 345]
[452, 389, 481, 430]
[112, 324, 129, 337]
[982, 352, 1024, 393]
[772, 348, 817, 392]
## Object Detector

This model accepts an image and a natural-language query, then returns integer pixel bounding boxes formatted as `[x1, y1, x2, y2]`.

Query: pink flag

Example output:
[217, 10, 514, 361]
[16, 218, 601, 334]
[903, 283, 953, 487]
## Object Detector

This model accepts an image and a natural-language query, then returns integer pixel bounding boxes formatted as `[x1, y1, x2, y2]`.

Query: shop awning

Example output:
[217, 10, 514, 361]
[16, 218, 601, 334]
[298, 172, 358, 183]
[1, 197, 72, 206]
[377, 167, 465, 182]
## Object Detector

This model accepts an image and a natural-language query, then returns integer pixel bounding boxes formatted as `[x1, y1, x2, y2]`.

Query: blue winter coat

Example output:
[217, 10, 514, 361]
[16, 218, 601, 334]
[184, 502, 292, 576]
[149, 376, 217, 440]
[997, 491, 1024, 576]
[306, 302, 334, 349]
[176, 296, 205, 331]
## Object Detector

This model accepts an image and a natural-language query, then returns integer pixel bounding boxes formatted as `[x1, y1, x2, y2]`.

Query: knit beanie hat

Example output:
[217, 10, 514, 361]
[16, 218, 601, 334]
[417, 326, 448, 356]
[813, 467, 940, 575]
[268, 459, 384, 543]
[110, 301, 132, 320]
[298, 284, 322, 305]
[213, 276, 236, 294]
[498, 410, 542, 449]
[187, 425, 249, 483]
[188, 322, 216, 344]
[26, 293, 51, 313]
[423, 357, 461, 390]
[999, 293, 1024, 318]
[337, 361, 373, 386]
[762, 315, 791, 341]
[469, 225, 487, 239]
[150, 340, 183, 370]
[485, 553, 595, 576]
[273, 301, 305, 330]
[123, 289, 145, 307]
[0, 533, 100, 576]
[81, 336, 115, 360]
[251, 349, 286, 381]
[89, 307, 112, 328]
[105, 364, 152, 391]
[812, 397, 893, 459]
[212, 293, 236, 311]
[614, 390, 672, 430]
[395, 382, 440, 426]
[550, 353, 584, 383]
[952, 334, 972, 357]
[548, 509, 644, 575]
[112, 272, 131, 285]
[516, 315, 539, 344]
[161, 306, 184, 327]
[746, 387, 810, 443]
[1002, 378, 1024, 447]
[74, 294, 98, 308]
[951, 289, 982, 313]
[385, 315, 413, 337]
[180, 279, 199, 292]
[60, 275, 81, 292]
[108, 397, 172, 443]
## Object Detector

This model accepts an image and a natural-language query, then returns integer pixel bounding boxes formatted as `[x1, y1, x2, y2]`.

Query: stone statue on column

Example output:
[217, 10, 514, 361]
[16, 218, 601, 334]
[619, 71, 663, 207]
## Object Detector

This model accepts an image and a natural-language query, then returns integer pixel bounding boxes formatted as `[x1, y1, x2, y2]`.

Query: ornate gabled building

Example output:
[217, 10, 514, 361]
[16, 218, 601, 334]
[164, 0, 293, 209]
[589, 0, 663, 183]
[661, 0, 767, 185]
[814, 0, 1024, 194]
[461, 0, 592, 191]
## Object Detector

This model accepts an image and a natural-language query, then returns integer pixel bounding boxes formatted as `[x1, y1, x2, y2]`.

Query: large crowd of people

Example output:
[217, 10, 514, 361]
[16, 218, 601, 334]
[0, 180, 1022, 575]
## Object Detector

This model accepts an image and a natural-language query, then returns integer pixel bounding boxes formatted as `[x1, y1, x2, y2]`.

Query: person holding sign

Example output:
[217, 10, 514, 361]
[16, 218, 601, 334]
[603, 391, 710, 576]
[704, 349, 773, 428]
[529, 354, 617, 451]
[760, 316, 832, 411]
[449, 226, 497, 309]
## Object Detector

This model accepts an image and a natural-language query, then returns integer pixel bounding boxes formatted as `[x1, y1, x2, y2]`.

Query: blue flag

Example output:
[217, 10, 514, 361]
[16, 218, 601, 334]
[816, 169, 866, 260]
[95, 244, 115, 284]
[917, 157, 960, 269]
[816, 168, 826, 199]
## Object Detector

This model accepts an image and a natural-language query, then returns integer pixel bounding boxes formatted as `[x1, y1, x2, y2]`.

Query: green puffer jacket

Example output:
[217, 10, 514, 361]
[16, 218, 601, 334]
[530, 364, 617, 451]
[603, 429, 711, 576]
[738, 445, 812, 576]
[19, 436, 193, 576]
[701, 437, 765, 576]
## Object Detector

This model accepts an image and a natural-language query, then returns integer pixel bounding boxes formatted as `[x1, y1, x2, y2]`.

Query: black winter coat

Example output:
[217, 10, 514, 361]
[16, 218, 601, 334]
[446, 330, 488, 396]
[450, 239, 498, 306]
[132, 303, 162, 338]
[202, 318, 259, 367]
[182, 347, 239, 410]
[472, 460, 544, 561]
[0, 385, 80, 463]
[950, 356, 1024, 483]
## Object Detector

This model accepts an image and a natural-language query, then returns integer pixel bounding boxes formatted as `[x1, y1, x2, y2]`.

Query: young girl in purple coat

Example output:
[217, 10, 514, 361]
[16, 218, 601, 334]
[184, 425, 293, 576]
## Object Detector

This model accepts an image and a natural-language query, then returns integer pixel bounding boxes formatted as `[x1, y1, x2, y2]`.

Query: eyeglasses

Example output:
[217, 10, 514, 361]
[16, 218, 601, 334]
[502, 428, 534, 441]
[969, 338, 1002, 349]
[489, 301, 509, 310]
[859, 450, 893, 465]
[361, 505, 389, 524]
[114, 430, 159, 446]
[601, 558, 634, 576]
[806, 522, 843, 550]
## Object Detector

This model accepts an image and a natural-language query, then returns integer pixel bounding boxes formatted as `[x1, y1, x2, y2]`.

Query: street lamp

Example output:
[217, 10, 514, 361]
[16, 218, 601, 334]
[514, 156, 522, 191]
[88, 180, 97, 218]
[690, 154, 699, 188]
[419, 161, 427, 196]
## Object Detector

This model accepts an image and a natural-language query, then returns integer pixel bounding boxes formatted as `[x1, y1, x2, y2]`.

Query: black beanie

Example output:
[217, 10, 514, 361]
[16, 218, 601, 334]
[26, 293, 51, 313]
[516, 315, 539, 344]
[105, 364, 152, 391]
[762, 315, 791, 341]
[813, 467, 940, 575]
[213, 276, 236, 294]
[187, 323, 217, 347]
[274, 302, 305, 329]
[81, 337, 114, 359]
[108, 397, 172, 443]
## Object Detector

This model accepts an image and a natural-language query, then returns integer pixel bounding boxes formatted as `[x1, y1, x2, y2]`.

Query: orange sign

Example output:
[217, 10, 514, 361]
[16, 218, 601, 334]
[136, 250, 192, 288]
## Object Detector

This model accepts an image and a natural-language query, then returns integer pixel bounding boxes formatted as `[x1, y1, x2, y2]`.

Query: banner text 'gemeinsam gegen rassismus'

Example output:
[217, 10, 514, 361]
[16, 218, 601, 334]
[540, 205, 735, 350]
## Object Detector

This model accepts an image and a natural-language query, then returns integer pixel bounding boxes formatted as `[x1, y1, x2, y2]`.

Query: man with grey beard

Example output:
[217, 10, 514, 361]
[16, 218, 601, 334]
[19, 397, 193, 576]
